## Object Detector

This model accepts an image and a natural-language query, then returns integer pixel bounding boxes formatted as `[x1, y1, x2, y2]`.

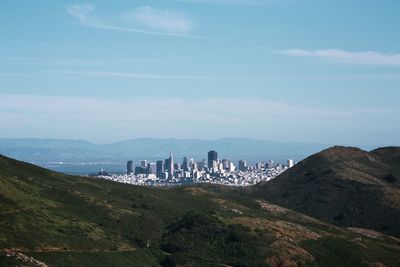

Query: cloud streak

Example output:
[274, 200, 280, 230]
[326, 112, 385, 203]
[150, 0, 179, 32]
[125, 6, 193, 34]
[278, 49, 400, 66]
[66, 3, 209, 39]
[47, 71, 232, 80]
[66, 3, 95, 24]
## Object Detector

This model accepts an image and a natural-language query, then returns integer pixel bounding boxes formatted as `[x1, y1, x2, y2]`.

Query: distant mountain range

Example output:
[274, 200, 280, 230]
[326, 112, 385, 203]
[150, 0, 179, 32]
[0, 138, 338, 164]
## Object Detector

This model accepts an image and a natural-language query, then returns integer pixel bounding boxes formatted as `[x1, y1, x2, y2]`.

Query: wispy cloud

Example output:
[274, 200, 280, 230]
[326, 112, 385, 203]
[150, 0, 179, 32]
[47, 71, 232, 80]
[124, 6, 193, 34]
[66, 3, 208, 39]
[85, 24, 208, 39]
[278, 49, 400, 66]
[66, 3, 95, 24]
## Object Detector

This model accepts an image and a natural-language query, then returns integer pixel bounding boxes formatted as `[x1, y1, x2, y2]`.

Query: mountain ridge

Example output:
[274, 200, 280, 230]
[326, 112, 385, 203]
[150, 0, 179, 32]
[0, 138, 334, 166]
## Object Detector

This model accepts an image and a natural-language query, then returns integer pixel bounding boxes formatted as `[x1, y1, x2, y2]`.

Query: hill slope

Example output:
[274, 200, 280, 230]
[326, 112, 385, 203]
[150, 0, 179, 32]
[252, 146, 400, 238]
[1, 153, 400, 266]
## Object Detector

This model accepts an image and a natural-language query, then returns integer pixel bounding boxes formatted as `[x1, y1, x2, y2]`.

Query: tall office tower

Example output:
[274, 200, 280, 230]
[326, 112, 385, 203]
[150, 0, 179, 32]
[193, 162, 198, 171]
[188, 158, 195, 169]
[222, 159, 230, 170]
[126, 160, 133, 174]
[287, 159, 295, 168]
[168, 152, 174, 178]
[208, 150, 218, 169]
[149, 163, 157, 174]
[141, 160, 148, 168]
[228, 162, 235, 172]
[135, 166, 145, 175]
[174, 163, 180, 171]
[218, 162, 224, 172]
[213, 161, 219, 170]
[164, 158, 170, 174]
[238, 160, 248, 171]
[156, 160, 164, 178]
[182, 157, 188, 171]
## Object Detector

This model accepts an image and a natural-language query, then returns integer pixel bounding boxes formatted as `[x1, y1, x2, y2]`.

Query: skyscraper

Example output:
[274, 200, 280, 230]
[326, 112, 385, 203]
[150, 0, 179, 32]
[287, 159, 295, 168]
[165, 158, 170, 172]
[238, 160, 248, 171]
[182, 157, 194, 171]
[168, 152, 174, 178]
[208, 150, 218, 169]
[174, 163, 180, 171]
[127, 160, 133, 174]
[182, 157, 188, 171]
[188, 158, 194, 169]
[149, 163, 157, 174]
[141, 160, 148, 168]
[228, 162, 235, 172]
[222, 159, 229, 170]
[156, 160, 164, 178]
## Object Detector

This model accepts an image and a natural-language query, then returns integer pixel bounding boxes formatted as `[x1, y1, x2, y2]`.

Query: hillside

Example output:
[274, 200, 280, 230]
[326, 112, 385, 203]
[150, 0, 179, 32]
[1, 153, 400, 266]
[252, 146, 400, 238]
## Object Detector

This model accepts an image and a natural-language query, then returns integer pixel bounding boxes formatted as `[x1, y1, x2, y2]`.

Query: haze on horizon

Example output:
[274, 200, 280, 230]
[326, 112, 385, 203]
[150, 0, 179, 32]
[1, 0, 399, 146]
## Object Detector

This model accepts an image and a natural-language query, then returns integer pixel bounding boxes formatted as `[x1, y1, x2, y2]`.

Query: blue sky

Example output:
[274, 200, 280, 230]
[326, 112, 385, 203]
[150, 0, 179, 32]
[0, 0, 399, 145]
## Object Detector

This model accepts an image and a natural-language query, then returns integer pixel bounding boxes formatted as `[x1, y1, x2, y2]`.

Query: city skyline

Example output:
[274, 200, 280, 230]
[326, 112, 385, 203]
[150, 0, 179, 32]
[111, 150, 294, 186]
[1, 1, 400, 145]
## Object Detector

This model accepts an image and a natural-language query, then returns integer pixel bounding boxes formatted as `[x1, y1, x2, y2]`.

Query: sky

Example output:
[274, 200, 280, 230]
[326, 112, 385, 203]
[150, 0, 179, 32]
[0, 0, 400, 145]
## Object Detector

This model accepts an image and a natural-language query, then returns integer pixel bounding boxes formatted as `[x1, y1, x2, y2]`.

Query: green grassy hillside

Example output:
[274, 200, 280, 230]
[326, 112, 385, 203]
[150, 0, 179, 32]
[251, 146, 400, 238]
[1, 154, 400, 267]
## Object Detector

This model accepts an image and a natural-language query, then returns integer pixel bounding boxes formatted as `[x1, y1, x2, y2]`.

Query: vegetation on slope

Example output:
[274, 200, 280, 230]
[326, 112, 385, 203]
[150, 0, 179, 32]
[251, 146, 400, 238]
[0, 153, 400, 266]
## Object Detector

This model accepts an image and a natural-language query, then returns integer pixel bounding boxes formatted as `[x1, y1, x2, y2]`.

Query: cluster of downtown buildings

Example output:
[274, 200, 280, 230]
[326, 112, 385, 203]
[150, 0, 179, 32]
[97, 150, 296, 187]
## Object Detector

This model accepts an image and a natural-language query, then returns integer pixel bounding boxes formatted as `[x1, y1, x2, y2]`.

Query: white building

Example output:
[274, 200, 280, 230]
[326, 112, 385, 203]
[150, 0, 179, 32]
[287, 159, 295, 168]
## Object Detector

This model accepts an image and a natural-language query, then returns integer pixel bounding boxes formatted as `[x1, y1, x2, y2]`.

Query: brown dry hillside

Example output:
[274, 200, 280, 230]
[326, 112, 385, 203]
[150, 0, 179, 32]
[251, 146, 400, 237]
